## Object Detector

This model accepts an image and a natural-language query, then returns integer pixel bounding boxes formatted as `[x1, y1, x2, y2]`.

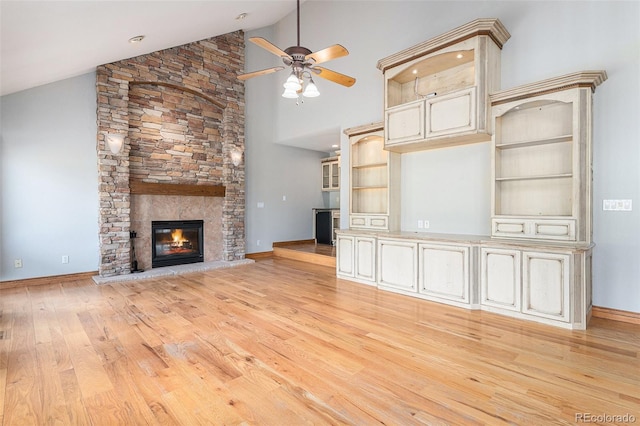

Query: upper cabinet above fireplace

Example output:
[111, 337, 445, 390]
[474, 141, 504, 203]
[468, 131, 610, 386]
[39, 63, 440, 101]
[377, 18, 510, 153]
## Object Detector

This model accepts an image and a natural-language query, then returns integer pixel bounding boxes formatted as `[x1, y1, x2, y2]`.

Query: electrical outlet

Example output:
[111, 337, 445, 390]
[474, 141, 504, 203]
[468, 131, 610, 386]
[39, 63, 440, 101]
[62, 255, 69, 264]
[257, 202, 264, 208]
[417, 220, 424, 229]
[424, 220, 430, 229]
[257, 240, 261, 246]
[282, 195, 287, 201]
[14, 259, 22, 268]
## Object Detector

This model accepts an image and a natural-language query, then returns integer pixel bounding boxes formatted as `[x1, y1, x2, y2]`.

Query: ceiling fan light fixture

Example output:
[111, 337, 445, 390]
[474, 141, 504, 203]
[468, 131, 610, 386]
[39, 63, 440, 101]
[282, 87, 299, 98]
[283, 73, 302, 91]
[302, 78, 320, 98]
[237, 0, 356, 101]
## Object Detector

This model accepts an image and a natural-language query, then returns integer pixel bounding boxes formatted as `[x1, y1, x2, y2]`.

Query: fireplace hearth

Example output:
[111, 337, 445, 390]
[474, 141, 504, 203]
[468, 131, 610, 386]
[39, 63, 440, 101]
[152, 220, 204, 268]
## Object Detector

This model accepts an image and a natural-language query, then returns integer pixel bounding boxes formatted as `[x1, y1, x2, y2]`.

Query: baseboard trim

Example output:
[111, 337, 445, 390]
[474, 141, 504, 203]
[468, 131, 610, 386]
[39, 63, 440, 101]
[245, 251, 274, 260]
[0, 271, 99, 290]
[592, 306, 640, 325]
[272, 239, 315, 247]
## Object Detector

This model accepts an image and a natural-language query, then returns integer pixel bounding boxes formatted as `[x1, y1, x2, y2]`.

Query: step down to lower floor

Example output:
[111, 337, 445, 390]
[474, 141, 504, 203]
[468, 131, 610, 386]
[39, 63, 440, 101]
[272, 241, 336, 268]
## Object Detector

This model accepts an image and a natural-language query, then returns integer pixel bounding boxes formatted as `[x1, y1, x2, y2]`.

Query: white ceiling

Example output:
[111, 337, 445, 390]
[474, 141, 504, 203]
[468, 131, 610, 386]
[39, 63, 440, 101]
[0, 0, 300, 96]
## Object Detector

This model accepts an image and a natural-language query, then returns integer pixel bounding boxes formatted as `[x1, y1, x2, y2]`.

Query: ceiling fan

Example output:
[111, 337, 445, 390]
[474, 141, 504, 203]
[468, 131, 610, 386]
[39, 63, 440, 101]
[237, 0, 356, 100]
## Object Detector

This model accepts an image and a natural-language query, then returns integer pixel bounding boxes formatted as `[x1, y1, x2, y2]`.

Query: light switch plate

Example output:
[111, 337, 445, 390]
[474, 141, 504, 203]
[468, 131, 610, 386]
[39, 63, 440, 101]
[603, 199, 632, 211]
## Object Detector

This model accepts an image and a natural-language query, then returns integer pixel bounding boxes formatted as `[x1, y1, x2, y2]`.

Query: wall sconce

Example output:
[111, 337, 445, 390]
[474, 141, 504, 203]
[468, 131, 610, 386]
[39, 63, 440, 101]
[230, 147, 244, 166]
[106, 133, 126, 154]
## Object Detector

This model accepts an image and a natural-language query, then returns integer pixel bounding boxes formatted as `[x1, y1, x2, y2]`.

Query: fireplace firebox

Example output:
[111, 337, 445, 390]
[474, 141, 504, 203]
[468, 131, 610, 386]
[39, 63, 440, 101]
[152, 220, 204, 268]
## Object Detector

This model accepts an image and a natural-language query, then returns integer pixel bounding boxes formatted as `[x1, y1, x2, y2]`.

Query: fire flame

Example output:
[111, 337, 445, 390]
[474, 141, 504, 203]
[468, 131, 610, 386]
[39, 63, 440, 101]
[171, 229, 189, 247]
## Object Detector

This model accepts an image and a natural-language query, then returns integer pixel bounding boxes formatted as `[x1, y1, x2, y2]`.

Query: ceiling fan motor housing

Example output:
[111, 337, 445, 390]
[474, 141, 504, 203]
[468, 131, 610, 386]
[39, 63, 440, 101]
[285, 46, 313, 62]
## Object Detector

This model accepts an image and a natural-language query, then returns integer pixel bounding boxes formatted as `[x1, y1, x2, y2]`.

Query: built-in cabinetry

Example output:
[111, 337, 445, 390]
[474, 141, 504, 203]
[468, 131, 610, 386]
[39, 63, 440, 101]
[376, 18, 510, 152]
[336, 232, 377, 285]
[338, 231, 482, 310]
[321, 156, 340, 191]
[336, 230, 591, 329]
[490, 72, 607, 243]
[336, 17, 604, 330]
[480, 242, 592, 329]
[344, 122, 400, 231]
[377, 238, 418, 292]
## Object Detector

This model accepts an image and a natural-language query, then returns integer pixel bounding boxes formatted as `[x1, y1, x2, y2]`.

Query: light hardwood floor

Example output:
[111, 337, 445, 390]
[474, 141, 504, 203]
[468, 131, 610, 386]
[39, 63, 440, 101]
[1, 258, 638, 425]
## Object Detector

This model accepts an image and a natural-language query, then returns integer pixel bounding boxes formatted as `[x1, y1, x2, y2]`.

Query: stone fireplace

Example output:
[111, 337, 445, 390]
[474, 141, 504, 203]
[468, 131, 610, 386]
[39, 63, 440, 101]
[96, 31, 245, 277]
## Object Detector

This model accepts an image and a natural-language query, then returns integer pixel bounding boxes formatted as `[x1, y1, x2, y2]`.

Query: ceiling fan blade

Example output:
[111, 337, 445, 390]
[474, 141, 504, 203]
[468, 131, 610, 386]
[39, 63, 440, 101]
[249, 37, 290, 59]
[238, 66, 285, 81]
[306, 44, 349, 65]
[313, 66, 356, 87]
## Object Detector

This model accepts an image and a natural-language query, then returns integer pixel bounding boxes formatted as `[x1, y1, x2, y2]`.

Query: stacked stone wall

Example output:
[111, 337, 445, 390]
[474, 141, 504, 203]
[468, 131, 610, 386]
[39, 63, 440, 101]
[96, 31, 245, 276]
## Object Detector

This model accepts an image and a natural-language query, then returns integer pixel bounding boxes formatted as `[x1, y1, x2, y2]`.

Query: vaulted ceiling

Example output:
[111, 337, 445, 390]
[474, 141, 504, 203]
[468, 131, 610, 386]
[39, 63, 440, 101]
[0, 1, 300, 96]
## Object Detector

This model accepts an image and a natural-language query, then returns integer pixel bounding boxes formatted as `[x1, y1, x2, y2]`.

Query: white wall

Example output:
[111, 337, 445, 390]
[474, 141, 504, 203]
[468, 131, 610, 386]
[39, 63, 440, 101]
[246, 1, 640, 313]
[0, 72, 99, 280]
[244, 26, 326, 254]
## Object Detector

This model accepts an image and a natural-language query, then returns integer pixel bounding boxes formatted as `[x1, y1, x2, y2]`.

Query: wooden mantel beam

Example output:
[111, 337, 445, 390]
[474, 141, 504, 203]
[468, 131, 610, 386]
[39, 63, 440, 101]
[129, 181, 225, 197]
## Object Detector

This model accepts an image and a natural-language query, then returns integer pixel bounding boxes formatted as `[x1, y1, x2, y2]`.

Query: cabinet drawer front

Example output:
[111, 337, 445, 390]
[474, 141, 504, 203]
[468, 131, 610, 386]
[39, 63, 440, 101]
[532, 220, 575, 240]
[350, 215, 388, 230]
[418, 244, 469, 302]
[386, 100, 425, 145]
[377, 240, 418, 291]
[426, 87, 476, 137]
[492, 218, 527, 237]
[369, 217, 388, 229]
[480, 247, 521, 311]
[522, 252, 571, 322]
[492, 218, 576, 241]
[350, 216, 367, 227]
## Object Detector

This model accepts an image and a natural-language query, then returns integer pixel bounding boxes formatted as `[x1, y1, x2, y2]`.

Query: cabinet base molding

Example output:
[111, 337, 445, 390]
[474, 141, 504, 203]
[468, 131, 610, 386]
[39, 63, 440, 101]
[591, 306, 640, 325]
[380, 284, 480, 310]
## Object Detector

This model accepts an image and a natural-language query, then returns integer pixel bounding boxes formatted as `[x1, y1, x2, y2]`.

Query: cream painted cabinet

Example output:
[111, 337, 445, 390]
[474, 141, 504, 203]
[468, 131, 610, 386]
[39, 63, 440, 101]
[321, 157, 339, 191]
[480, 247, 521, 312]
[378, 18, 510, 152]
[345, 122, 400, 231]
[336, 232, 377, 285]
[481, 243, 592, 329]
[418, 243, 471, 307]
[377, 238, 418, 293]
[490, 72, 607, 243]
[522, 251, 571, 322]
[336, 234, 354, 278]
[354, 236, 377, 284]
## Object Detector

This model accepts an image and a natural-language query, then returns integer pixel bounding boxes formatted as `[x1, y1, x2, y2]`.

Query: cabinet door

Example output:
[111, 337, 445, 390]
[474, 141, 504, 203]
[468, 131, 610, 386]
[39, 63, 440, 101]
[321, 163, 331, 190]
[377, 239, 418, 292]
[336, 235, 355, 277]
[330, 161, 340, 190]
[355, 236, 376, 283]
[522, 251, 570, 322]
[481, 247, 521, 311]
[385, 99, 425, 145]
[418, 244, 469, 303]
[426, 87, 476, 138]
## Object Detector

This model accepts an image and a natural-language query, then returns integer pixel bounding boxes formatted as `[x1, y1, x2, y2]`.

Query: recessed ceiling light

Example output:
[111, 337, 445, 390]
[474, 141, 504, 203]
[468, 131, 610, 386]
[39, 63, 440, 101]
[456, 53, 463, 59]
[331, 144, 339, 148]
[129, 35, 145, 44]
[236, 13, 248, 20]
